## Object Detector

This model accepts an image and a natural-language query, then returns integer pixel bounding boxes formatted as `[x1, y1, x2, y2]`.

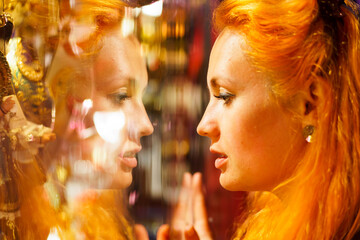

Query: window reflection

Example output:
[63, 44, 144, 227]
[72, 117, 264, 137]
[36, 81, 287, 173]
[44, 2, 153, 238]
[0, 0, 239, 239]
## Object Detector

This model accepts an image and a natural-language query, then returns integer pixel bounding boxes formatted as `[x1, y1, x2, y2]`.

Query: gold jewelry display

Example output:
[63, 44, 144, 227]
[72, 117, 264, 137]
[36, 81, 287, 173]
[15, 39, 44, 82]
[6, 218, 18, 239]
[7, 38, 52, 126]
[0, 131, 20, 215]
[0, 50, 13, 103]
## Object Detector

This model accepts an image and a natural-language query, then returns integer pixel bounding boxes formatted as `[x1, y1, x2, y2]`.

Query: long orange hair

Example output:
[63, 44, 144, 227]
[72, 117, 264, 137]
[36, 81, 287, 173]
[214, 0, 360, 239]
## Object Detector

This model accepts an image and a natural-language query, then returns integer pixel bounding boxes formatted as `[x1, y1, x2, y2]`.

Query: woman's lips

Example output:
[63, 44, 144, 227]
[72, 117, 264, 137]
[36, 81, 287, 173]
[210, 148, 228, 170]
[119, 156, 138, 168]
[215, 155, 228, 169]
[119, 152, 138, 168]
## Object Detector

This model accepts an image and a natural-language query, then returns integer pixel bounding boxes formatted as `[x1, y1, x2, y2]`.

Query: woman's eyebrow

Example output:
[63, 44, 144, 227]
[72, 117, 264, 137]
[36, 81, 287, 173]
[100, 75, 136, 90]
[210, 77, 237, 90]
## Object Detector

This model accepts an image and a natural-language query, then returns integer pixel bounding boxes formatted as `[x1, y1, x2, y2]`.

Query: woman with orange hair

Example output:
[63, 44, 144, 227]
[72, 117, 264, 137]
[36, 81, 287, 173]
[41, 0, 154, 239]
[158, 0, 360, 239]
[0, 0, 153, 239]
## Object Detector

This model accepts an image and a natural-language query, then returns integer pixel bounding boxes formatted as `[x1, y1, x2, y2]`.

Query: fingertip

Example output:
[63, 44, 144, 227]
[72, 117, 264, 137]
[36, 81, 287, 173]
[182, 172, 192, 186]
[184, 226, 200, 240]
[158, 224, 170, 232]
[134, 224, 149, 240]
[157, 224, 170, 240]
[192, 172, 203, 189]
[184, 172, 192, 179]
[193, 172, 202, 180]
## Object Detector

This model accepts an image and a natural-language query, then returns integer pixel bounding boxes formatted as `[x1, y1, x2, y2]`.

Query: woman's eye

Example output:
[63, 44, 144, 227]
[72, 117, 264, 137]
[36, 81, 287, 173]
[214, 92, 235, 104]
[108, 92, 131, 105]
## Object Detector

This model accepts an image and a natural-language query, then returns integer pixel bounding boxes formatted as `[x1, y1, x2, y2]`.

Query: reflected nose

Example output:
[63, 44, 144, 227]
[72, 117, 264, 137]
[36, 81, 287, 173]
[128, 102, 153, 143]
[197, 105, 219, 139]
[138, 104, 154, 138]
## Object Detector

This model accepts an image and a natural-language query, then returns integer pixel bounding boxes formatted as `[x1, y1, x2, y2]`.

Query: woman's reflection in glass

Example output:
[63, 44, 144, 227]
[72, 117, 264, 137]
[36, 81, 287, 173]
[45, 1, 153, 239]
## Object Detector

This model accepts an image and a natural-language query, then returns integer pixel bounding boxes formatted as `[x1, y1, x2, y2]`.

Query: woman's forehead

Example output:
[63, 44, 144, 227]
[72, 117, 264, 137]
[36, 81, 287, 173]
[208, 30, 248, 78]
[92, 34, 147, 90]
[208, 29, 267, 90]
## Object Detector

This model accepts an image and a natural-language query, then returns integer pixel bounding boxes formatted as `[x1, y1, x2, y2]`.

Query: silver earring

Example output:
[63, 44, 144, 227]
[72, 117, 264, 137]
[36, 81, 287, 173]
[303, 125, 315, 143]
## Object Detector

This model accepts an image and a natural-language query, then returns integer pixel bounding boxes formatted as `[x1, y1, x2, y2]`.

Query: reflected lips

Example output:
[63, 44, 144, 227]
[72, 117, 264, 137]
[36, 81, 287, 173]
[119, 151, 138, 168]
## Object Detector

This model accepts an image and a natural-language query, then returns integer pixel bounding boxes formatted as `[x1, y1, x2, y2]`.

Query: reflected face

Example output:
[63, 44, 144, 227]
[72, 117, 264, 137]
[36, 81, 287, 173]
[68, 30, 153, 189]
[197, 29, 304, 192]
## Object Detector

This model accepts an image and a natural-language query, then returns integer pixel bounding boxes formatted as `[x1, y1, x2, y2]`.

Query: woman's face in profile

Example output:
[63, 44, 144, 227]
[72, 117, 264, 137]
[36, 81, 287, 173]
[197, 28, 305, 192]
[66, 30, 153, 189]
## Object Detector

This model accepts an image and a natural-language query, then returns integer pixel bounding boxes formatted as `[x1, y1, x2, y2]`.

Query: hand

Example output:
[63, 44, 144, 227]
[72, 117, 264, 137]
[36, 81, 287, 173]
[134, 224, 149, 240]
[157, 172, 213, 240]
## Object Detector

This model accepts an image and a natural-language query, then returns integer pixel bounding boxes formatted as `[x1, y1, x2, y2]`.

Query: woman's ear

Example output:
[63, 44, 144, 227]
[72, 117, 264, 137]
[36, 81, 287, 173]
[298, 77, 331, 127]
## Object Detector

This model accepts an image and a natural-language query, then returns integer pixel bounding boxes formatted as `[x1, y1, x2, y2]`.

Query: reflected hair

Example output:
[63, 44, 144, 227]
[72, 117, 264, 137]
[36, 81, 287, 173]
[214, 0, 360, 239]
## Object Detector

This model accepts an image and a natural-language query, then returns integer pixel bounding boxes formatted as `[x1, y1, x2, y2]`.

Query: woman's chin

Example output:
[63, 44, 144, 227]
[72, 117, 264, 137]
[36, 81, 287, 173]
[219, 173, 246, 192]
[220, 173, 276, 192]
[219, 174, 235, 191]
[109, 171, 133, 189]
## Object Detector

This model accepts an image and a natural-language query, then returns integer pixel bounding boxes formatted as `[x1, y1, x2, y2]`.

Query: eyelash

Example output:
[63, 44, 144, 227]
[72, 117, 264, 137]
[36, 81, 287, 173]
[108, 92, 131, 105]
[214, 92, 235, 104]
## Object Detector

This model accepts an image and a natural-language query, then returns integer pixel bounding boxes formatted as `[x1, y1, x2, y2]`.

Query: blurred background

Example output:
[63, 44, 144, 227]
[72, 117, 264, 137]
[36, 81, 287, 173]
[125, 1, 245, 239]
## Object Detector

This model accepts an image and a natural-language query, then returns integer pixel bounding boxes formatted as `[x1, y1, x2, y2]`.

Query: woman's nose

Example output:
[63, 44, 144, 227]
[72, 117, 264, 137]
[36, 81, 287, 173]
[140, 115, 154, 137]
[138, 105, 154, 138]
[197, 106, 219, 139]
